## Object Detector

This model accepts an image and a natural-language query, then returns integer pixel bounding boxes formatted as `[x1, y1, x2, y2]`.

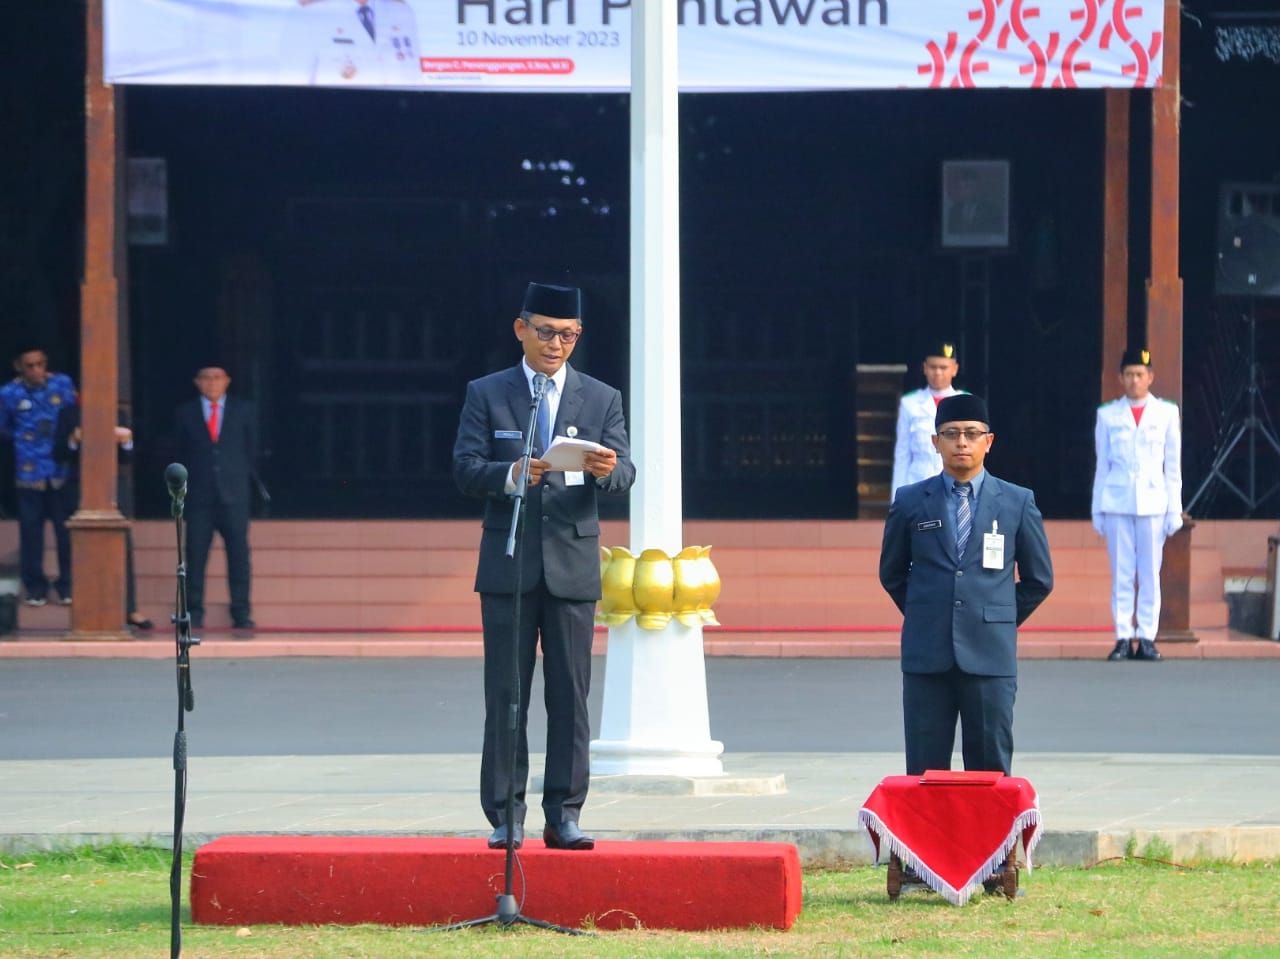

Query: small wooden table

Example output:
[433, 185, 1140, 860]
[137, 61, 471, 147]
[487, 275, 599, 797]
[858, 772, 1042, 905]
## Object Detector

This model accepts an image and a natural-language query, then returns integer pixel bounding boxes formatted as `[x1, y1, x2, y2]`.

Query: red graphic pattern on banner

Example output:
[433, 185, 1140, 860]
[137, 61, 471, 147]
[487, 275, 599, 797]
[917, 0, 1162, 89]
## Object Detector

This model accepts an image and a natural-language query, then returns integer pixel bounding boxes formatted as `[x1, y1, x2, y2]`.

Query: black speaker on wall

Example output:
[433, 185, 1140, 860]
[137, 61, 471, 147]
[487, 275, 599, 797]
[1217, 182, 1280, 297]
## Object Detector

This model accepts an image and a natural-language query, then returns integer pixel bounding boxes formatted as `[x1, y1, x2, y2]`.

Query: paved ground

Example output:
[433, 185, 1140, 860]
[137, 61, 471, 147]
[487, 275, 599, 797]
[2, 658, 1278, 866]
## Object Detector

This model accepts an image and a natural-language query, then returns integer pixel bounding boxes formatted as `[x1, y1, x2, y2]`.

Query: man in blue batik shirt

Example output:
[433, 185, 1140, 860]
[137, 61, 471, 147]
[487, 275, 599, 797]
[0, 345, 78, 606]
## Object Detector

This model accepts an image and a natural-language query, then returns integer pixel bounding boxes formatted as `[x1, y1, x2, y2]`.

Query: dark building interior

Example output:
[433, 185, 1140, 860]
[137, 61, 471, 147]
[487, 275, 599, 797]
[4, 3, 1280, 522]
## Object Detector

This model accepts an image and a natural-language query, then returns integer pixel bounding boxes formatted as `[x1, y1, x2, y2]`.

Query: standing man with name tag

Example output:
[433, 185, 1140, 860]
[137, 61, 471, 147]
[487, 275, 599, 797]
[453, 282, 635, 852]
[879, 394, 1053, 777]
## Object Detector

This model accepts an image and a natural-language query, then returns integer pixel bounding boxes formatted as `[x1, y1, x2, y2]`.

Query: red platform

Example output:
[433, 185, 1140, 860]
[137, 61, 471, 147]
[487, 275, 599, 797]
[190, 836, 802, 931]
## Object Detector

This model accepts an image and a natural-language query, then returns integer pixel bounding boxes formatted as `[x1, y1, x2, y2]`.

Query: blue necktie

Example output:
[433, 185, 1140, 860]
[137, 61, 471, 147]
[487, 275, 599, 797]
[536, 381, 553, 455]
[357, 4, 375, 40]
[954, 481, 972, 556]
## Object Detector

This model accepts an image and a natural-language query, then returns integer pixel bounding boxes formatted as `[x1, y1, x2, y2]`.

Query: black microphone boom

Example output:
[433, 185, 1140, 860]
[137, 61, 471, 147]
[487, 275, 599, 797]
[165, 463, 188, 517]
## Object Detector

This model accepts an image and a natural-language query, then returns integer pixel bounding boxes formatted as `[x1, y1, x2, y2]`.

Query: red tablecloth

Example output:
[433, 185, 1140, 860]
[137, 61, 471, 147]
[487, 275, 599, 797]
[858, 774, 1042, 905]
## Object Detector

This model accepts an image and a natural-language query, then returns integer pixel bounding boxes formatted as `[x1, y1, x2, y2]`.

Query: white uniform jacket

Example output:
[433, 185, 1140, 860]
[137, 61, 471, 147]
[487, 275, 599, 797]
[891, 387, 961, 500]
[1091, 395, 1182, 517]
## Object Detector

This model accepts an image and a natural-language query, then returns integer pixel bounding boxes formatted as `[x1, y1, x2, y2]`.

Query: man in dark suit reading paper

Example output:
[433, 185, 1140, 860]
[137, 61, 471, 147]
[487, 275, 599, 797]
[452, 282, 635, 852]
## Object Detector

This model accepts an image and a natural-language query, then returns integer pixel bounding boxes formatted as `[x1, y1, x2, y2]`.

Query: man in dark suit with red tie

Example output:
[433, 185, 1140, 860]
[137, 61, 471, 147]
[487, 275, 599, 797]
[453, 282, 635, 852]
[174, 364, 258, 630]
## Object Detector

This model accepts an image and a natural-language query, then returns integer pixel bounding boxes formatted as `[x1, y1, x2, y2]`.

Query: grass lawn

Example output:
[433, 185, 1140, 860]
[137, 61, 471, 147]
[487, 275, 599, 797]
[0, 845, 1276, 958]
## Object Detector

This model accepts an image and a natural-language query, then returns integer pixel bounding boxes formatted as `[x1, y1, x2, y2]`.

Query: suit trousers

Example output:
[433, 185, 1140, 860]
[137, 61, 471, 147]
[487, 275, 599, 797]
[125, 527, 138, 614]
[17, 486, 72, 600]
[1101, 513, 1165, 640]
[185, 501, 252, 621]
[903, 668, 1017, 776]
[479, 585, 595, 829]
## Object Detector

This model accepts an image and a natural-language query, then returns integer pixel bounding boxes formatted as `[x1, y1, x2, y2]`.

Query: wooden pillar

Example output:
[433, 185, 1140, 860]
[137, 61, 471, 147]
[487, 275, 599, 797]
[1101, 90, 1129, 403]
[1147, 2, 1195, 643]
[68, 0, 130, 640]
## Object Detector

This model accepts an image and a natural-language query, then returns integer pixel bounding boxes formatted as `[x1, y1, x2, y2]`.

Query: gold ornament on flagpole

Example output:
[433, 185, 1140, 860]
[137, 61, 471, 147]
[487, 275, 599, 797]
[596, 545, 721, 630]
[672, 546, 707, 626]
[633, 548, 675, 629]
[598, 546, 639, 626]
[695, 545, 721, 626]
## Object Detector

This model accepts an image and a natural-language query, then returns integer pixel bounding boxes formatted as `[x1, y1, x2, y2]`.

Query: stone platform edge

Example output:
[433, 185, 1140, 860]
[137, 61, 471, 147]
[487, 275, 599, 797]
[4, 825, 1279, 867]
[2, 626, 1278, 659]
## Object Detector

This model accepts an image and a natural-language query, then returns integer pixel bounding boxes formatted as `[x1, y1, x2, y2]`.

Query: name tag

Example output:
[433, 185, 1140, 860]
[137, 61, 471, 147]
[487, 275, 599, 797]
[494, 430, 521, 440]
[916, 520, 942, 531]
[983, 520, 1005, 569]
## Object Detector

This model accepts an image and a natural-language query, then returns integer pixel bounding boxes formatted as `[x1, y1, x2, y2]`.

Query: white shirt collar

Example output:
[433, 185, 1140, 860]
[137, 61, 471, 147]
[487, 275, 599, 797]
[521, 360, 566, 396]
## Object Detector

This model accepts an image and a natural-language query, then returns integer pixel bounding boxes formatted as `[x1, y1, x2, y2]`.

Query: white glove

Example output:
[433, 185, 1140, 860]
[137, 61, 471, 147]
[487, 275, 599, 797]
[1092, 513, 1105, 536]
[1163, 511, 1184, 537]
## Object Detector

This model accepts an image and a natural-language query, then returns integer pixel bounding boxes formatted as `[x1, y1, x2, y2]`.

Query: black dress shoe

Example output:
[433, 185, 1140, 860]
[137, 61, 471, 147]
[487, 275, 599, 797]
[1135, 638, 1163, 661]
[127, 615, 154, 631]
[543, 821, 594, 850]
[1106, 639, 1133, 661]
[487, 823, 524, 849]
[232, 618, 256, 630]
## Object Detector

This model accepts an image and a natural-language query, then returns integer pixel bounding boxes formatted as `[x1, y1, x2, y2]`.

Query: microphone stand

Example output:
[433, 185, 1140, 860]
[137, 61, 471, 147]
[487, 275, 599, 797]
[167, 479, 199, 959]
[437, 378, 586, 937]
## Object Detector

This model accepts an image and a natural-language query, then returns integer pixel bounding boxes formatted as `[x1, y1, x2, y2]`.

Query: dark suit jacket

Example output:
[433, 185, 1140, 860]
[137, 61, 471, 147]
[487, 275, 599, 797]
[453, 363, 635, 601]
[879, 471, 1053, 677]
[173, 396, 258, 508]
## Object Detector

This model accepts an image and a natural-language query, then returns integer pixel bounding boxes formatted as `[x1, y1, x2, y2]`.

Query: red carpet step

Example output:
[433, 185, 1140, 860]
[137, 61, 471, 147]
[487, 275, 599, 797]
[191, 836, 802, 931]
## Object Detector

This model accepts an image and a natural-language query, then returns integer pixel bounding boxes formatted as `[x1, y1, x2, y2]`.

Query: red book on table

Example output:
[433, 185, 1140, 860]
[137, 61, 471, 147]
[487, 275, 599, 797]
[919, 770, 1004, 786]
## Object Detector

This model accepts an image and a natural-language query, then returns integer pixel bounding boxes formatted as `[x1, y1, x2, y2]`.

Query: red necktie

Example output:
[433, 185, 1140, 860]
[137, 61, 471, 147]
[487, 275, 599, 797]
[208, 402, 220, 442]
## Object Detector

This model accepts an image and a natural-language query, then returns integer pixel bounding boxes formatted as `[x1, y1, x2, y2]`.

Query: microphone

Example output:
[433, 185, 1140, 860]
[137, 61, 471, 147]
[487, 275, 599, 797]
[532, 372, 548, 398]
[165, 463, 188, 517]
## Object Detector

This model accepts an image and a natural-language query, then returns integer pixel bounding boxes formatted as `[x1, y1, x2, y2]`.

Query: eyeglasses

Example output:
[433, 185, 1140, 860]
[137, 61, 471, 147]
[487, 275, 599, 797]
[937, 428, 991, 442]
[523, 318, 582, 344]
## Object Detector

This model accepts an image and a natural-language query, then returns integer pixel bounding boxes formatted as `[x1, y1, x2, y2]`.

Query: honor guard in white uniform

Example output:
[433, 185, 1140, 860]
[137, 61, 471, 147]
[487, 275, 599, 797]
[1091, 348, 1183, 662]
[891, 340, 965, 501]
[283, 0, 422, 87]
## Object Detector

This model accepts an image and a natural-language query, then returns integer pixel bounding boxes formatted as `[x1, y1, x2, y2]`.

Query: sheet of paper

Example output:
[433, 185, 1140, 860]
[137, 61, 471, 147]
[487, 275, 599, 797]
[541, 435, 605, 471]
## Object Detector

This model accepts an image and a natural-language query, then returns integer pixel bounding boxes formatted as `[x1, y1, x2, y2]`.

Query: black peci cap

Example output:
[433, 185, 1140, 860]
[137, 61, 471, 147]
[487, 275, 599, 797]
[923, 339, 959, 362]
[522, 282, 582, 320]
[1120, 347, 1151, 370]
[936, 393, 990, 429]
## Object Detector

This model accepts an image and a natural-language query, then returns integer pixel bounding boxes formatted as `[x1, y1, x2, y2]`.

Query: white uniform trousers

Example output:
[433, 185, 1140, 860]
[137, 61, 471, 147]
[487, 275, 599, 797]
[1101, 513, 1167, 640]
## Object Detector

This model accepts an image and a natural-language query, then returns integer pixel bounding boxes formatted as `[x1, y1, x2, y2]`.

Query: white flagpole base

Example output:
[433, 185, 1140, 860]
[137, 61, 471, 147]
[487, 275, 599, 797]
[591, 618, 724, 777]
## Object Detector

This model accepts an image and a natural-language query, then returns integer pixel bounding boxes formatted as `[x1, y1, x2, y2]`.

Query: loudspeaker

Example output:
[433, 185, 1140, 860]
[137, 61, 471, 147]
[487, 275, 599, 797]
[1216, 182, 1280, 297]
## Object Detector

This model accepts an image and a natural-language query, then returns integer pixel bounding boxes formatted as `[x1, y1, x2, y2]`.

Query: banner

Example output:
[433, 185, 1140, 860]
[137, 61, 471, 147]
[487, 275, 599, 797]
[104, 1, 1166, 92]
